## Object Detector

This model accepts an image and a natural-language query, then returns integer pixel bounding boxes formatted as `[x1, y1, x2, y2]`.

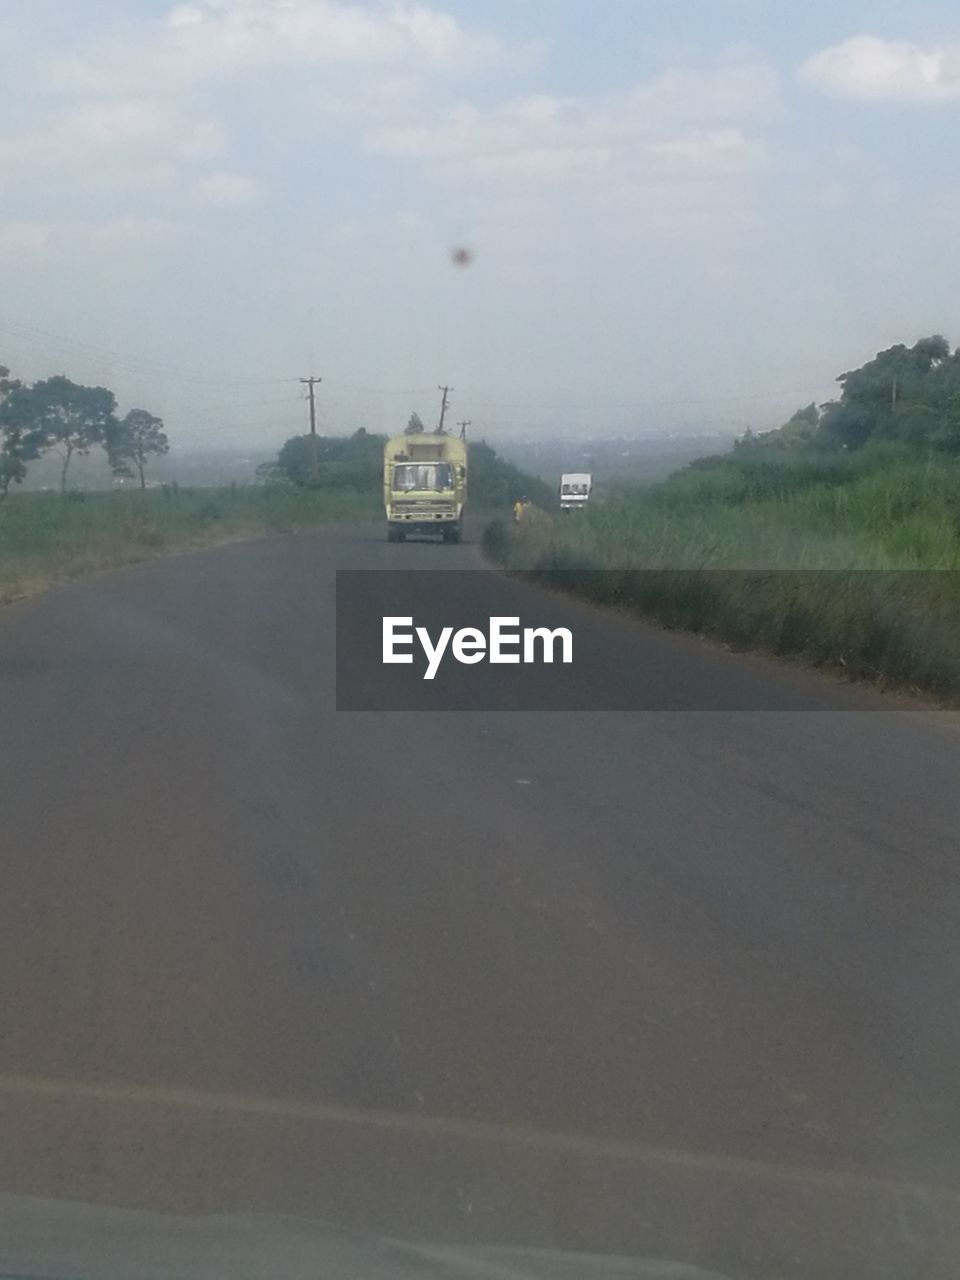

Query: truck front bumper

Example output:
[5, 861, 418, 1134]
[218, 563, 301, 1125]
[388, 510, 459, 527]
[389, 519, 458, 536]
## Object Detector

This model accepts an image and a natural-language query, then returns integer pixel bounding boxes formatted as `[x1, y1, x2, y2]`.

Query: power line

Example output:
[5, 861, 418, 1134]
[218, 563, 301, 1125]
[629, 384, 833, 408]
[186, 394, 305, 415]
[0, 315, 300, 388]
[322, 379, 437, 397]
[167, 421, 302, 439]
[0, 312, 836, 415]
[459, 384, 833, 412]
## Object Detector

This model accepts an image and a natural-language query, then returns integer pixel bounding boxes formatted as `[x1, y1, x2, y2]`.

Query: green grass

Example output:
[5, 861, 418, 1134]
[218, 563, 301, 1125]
[484, 446, 960, 702]
[0, 484, 379, 603]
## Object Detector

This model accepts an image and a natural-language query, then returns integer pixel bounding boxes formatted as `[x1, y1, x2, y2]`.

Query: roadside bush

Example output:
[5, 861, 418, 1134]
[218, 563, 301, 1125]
[483, 445, 960, 701]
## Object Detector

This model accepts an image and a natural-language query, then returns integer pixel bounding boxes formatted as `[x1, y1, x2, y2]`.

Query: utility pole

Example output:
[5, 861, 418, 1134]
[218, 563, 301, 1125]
[892, 377, 899, 413]
[300, 376, 322, 436]
[457, 420, 471, 441]
[438, 385, 453, 434]
[300, 376, 322, 481]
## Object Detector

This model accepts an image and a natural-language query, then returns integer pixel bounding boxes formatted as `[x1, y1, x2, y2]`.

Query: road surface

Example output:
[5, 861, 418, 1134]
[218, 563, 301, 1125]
[1, 522, 960, 1278]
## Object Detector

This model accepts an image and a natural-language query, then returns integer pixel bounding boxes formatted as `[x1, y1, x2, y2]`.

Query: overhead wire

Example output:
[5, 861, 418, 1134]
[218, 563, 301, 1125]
[322, 379, 437, 397]
[0, 315, 300, 388]
[0, 312, 836, 450]
[457, 384, 833, 412]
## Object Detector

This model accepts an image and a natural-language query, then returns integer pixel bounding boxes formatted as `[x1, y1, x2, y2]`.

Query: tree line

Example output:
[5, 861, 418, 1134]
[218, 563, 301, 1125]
[265, 420, 555, 508]
[0, 366, 169, 498]
[739, 335, 960, 455]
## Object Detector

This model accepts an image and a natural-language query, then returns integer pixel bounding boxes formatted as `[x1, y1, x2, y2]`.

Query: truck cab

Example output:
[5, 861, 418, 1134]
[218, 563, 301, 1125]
[384, 434, 468, 543]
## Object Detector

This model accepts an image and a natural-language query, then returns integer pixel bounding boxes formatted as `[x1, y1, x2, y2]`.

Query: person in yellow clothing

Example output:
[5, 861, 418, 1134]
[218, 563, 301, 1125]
[513, 496, 530, 525]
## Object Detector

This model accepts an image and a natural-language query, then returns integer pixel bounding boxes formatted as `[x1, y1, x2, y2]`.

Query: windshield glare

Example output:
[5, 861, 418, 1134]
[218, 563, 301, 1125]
[393, 463, 454, 492]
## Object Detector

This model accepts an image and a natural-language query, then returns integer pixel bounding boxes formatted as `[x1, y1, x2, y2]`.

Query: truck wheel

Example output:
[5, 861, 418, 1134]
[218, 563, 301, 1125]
[388, 526, 405, 543]
[450, 523, 462, 544]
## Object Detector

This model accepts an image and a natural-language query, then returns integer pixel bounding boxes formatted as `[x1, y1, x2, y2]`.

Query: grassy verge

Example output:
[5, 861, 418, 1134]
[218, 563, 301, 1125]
[484, 446, 960, 703]
[0, 484, 379, 603]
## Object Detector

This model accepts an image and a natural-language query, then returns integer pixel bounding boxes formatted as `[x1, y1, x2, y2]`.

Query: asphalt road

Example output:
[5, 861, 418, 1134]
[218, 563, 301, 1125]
[2, 522, 960, 1278]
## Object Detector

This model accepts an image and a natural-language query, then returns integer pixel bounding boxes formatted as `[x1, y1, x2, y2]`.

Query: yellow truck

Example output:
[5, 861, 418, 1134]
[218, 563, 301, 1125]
[383, 433, 467, 543]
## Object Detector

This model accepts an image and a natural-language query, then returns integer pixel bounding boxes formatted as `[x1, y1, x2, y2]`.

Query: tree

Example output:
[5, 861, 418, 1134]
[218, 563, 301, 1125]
[405, 413, 425, 436]
[106, 409, 169, 490]
[467, 440, 554, 509]
[276, 430, 385, 490]
[733, 405, 818, 453]
[256, 459, 288, 485]
[819, 336, 953, 451]
[278, 435, 321, 487]
[0, 446, 26, 499]
[21, 376, 116, 492]
[0, 366, 16, 408]
[766, 403, 820, 449]
[927, 393, 960, 454]
[0, 366, 42, 499]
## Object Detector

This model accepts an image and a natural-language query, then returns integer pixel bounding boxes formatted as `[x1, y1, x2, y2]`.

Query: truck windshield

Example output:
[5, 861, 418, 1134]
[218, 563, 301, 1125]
[393, 463, 455, 492]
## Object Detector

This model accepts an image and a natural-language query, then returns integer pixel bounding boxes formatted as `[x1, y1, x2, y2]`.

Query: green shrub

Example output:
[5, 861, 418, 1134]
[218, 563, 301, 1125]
[0, 484, 379, 602]
[484, 446, 960, 700]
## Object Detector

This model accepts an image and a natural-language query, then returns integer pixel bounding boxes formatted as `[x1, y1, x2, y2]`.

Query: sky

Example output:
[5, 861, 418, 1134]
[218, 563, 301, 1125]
[1, 0, 959, 449]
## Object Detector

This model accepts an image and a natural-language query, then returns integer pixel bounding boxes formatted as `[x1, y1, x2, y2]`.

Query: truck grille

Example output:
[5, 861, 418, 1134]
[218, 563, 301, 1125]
[392, 500, 455, 514]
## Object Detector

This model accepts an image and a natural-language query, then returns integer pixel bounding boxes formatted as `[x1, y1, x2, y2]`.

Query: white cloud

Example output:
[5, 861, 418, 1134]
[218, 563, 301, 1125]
[651, 128, 764, 175]
[452, 144, 613, 185]
[365, 64, 779, 189]
[12, 4, 775, 223]
[919, 188, 960, 224]
[799, 36, 960, 103]
[83, 216, 187, 247]
[0, 99, 227, 178]
[0, 221, 51, 257]
[3, 0, 506, 221]
[623, 64, 782, 125]
[0, 4, 792, 429]
[391, 3, 491, 65]
[65, 100, 228, 162]
[190, 170, 265, 207]
[40, 0, 503, 97]
[168, 5, 205, 28]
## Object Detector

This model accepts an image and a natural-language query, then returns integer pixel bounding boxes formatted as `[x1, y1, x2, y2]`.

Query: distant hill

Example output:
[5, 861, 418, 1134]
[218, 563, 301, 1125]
[495, 433, 739, 491]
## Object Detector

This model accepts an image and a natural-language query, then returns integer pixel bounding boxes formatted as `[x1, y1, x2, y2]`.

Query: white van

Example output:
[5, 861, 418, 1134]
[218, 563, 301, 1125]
[559, 473, 592, 512]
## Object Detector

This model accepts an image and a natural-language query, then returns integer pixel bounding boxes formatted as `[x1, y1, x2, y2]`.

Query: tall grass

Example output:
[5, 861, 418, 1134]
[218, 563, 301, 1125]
[0, 484, 378, 602]
[485, 446, 960, 701]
